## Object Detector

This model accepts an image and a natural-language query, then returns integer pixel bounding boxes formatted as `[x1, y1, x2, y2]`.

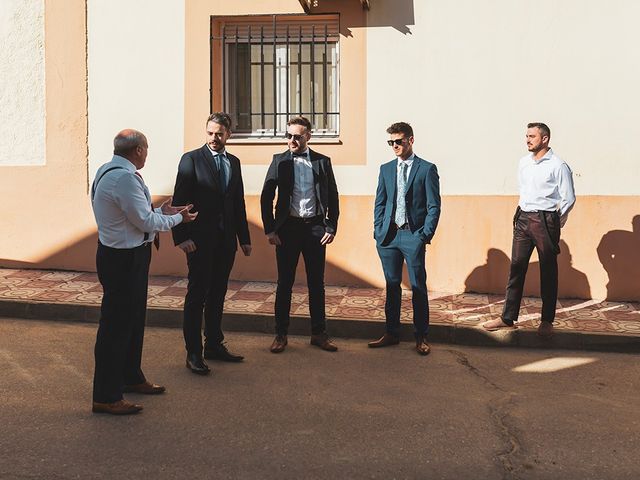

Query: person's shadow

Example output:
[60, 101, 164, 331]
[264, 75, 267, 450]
[597, 215, 640, 301]
[464, 248, 511, 294]
[464, 241, 591, 299]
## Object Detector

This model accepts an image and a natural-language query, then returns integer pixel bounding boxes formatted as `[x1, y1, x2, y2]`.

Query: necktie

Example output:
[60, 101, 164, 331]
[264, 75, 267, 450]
[135, 171, 160, 250]
[395, 162, 408, 227]
[215, 154, 227, 193]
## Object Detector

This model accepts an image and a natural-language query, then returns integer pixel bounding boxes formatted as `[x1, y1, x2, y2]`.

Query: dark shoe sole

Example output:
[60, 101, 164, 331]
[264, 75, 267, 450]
[204, 352, 244, 362]
[185, 362, 211, 375]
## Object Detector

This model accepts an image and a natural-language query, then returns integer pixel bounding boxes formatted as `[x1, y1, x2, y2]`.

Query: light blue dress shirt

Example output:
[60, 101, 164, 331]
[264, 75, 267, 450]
[91, 155, 182, 248]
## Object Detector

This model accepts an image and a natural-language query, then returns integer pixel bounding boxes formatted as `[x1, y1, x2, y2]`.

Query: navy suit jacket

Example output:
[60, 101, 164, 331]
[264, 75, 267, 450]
[373, 156, 441, 246]
[171, 145, 250, 251]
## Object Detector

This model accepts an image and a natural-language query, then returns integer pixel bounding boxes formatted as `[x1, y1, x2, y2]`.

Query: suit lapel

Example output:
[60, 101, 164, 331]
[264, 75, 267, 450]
[225, 153, 239, 196]
[388, 160, 397, 199]
[309, 149, 321, 178]
[406, 157, 421, 192]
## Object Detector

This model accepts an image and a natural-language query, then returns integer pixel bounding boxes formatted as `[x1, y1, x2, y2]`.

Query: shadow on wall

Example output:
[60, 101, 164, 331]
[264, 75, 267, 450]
[316, 0, 415, 36]
[0, 213, 376, 288]
[464, 240, 591, 300]
[597, 215, 640, 301]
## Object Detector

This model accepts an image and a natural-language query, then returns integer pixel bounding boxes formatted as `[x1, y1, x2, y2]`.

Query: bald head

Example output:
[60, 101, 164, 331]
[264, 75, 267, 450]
[114, 129, 147, 158]
[114, 129, 148, 169]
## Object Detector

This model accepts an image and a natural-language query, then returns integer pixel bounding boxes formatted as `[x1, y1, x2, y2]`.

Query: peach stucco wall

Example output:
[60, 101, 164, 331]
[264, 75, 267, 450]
[1, 0, 638, 303]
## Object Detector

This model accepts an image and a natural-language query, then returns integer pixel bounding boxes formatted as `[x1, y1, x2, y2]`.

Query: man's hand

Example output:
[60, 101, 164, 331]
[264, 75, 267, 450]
[179, 205, 198, 224]
[240, 244, 252, 256]
[178, 239, 197, 253]
[320, 232, 335, 245]
[267, 232, 282, 246]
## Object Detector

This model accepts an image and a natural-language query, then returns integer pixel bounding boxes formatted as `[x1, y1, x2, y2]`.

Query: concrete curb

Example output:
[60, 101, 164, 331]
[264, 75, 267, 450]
[1, 299, 638, 353]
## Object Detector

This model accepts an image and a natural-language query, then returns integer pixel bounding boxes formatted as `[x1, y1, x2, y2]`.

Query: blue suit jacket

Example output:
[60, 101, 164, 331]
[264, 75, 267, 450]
[373, 156, 441, 246]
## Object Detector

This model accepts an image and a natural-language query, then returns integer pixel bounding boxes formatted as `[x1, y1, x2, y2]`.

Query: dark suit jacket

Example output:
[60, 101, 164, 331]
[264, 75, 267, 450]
[260, 149, 339, 235]
[374, 156, 441, 246]
[171, 145, 250, 251]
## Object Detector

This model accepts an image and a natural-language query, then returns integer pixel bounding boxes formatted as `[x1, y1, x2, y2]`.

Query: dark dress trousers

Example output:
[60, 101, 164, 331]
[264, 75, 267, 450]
[260, 149, 339, 335]
[373, 157, 441, 338]
[172, 145, 250, 355]
[502, 209, 561, 325]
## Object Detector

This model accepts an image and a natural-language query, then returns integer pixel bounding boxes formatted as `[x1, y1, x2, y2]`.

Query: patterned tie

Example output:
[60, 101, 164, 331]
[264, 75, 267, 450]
[215, 154, 227, 193]
[135, 171, 160, 250]
[395, 162, 408, 227]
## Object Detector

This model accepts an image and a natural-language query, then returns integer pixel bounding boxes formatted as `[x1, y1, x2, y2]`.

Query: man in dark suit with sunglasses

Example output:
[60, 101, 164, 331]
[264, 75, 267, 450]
[260, 116, 340, 354]
[370, 122, 441, 355]
[172, 112, 251, 375]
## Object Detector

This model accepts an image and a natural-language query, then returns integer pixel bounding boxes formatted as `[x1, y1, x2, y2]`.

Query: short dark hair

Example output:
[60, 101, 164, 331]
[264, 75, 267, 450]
[207, 112, 232, 130]
[527, 122, 550, 139]
[287, 116, 312, 132]
[386, 122, 413, 138]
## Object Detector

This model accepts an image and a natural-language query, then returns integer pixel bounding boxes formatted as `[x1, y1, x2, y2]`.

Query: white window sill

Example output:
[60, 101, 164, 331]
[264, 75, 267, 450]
[227, 137, 342, 145]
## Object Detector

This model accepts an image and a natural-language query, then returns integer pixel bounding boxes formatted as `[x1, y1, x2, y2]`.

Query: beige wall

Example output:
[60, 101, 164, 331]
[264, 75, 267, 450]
[1, 0, 638, 302]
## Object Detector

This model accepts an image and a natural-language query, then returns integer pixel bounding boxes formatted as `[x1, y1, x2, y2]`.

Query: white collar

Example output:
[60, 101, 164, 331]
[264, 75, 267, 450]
[397, 153, 415, 166]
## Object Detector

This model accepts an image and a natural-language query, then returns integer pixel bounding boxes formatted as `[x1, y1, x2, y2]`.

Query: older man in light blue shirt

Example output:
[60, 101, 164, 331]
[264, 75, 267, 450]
[91, 129, 196, 415]
[483, 123, 575, 338]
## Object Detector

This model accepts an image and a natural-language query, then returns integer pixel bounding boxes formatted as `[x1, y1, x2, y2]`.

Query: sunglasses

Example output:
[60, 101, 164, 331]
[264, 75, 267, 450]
[285, 133, 305, 142]
[387, 138, 407, 146]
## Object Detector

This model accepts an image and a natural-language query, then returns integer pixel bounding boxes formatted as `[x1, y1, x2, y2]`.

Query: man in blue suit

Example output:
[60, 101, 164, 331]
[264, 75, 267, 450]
[369, 122, 441, 355]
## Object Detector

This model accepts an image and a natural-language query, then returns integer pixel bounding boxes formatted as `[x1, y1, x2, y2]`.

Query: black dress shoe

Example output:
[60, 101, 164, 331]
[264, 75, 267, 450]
[186, 353, 211, 375]
[204, 343, 244, 362]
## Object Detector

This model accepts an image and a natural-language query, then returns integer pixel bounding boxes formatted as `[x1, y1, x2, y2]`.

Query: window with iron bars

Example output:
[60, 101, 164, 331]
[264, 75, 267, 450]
[211, 15, 340, 138]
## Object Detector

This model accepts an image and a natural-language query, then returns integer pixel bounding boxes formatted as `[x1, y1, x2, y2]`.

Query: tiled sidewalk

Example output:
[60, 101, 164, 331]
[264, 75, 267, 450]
[1, 267, 639, 335]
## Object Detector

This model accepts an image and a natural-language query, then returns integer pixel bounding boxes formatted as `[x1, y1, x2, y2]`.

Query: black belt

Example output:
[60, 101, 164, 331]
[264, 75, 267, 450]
[393, 223, 410, 231]
[98, 240, 151, 252]
[289, 215, 323, 224]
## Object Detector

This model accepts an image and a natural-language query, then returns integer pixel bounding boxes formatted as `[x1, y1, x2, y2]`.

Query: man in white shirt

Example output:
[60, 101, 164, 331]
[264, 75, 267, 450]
[260, 116, 340, 353]
[483, 123, 575, 337]
[91, 129, 196, 415]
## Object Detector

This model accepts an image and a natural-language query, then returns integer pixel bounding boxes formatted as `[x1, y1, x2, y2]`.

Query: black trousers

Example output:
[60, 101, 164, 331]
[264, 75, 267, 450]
[93, 242, 150, 403]
[274, 216, 327, 336]
[183, 234, 236, 355]
[502, 210, 560, 325]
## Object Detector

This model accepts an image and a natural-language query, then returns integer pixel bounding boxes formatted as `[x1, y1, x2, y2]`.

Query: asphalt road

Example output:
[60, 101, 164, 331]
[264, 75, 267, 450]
[0, 318, 638, 480]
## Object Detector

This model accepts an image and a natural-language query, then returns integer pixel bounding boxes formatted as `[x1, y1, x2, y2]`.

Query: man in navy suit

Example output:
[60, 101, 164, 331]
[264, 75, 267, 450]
[261, 116, 340, 354]
[370, 122, 441, 355]
[172, 113, 251, 375]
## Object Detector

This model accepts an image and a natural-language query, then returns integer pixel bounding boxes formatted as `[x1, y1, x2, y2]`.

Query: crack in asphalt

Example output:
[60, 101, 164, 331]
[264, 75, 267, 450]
[447, 349, 523, 480]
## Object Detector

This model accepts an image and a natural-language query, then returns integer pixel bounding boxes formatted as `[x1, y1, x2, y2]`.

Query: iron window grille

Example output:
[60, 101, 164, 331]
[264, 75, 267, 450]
[211, 15, 340, 138]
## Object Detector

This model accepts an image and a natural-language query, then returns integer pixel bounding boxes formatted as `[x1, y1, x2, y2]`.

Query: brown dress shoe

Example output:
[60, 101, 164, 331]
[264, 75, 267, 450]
[92, 399, 143, 415]
[481, 318, 516, 332]
[123, 381, 166, 395]
[538, 321, 554, 338]
[415, 338, 431, 356]
[310, 333, 338, 352]
[368, 333, 400, 348]
[270, 335, 288, 353]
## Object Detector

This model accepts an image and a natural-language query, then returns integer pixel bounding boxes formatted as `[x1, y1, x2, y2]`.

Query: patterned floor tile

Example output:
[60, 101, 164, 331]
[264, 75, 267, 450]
[229, 290, 273, 302]
[148, 276, 181, 287]
[242, 282, 276, 293]
[6, 270, 47, 279]
[157, 286, 187, 297]
[74, 273, 99, 282]
[0, 268, 639, 337]
[39, 271, 84, 281]
[30, 290, 77, 302]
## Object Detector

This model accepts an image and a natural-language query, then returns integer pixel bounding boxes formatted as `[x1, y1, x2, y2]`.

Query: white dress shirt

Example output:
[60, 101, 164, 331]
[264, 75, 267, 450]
[206, 145, 231, 187]
[92, 155, 182, 248]
[290, 150, 317, 218]
[518, 148, 576, 226]
[395, 153, 415, 225]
